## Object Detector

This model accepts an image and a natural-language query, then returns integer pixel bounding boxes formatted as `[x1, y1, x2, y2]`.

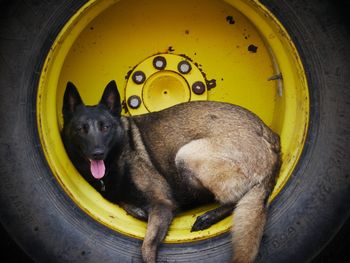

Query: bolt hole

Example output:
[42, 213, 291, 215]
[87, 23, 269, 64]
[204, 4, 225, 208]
[132, 71, 146, 84]
[178, 61, 192, 74]
[153, 56, 167, 70]
[128, 95, 142, 109]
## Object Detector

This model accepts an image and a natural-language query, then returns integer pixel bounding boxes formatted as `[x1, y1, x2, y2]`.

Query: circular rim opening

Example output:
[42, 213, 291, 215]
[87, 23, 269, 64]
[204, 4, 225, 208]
[37, 0, 309, 243]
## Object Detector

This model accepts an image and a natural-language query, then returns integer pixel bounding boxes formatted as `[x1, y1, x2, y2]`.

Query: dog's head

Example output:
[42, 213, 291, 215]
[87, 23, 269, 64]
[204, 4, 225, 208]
[62, 80, 123, 180]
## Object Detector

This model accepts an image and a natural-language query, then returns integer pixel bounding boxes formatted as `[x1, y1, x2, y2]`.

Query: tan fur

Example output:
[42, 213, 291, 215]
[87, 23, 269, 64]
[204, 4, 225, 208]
[232, 185, 267, 263]
[120, 118, 175, 207]
[121, 101, 280, 263]
[175, 130, 278, 263]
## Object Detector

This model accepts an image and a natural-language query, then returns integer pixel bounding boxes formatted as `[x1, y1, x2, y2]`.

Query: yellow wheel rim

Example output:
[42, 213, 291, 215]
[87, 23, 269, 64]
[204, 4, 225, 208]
[37, 0, 309, 243]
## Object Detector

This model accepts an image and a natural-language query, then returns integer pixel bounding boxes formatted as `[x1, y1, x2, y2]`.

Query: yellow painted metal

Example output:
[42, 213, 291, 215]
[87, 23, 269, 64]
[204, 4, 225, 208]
[142, 70, 191, 112]
[125, 54, 208, 115]
[37, 0, 309, 243]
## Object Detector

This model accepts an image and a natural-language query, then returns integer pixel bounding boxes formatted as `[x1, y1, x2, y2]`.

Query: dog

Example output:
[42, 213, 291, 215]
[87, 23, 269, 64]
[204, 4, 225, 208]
[62, 80, 281, 263]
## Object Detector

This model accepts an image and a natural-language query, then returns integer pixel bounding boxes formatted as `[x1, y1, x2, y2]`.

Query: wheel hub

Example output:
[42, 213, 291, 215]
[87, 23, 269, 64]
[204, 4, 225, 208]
[125, 54, 208, 115]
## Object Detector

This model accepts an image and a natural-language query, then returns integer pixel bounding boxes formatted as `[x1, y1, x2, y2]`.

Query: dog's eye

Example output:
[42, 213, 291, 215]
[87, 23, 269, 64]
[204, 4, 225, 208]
[99, 121, 110, 132]
[75, 124, 89, 134]
[75, 127, 83, 134]
[101, 125, 109, 132]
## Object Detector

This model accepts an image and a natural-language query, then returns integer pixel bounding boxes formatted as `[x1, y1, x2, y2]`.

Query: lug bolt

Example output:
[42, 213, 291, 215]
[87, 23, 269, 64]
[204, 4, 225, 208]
[178, 61, 192, 74]
[192, 81, 206, 95]
[127, 95, 142, 109]
[132, 71, 146, 84]
[153, 56, 167, 70]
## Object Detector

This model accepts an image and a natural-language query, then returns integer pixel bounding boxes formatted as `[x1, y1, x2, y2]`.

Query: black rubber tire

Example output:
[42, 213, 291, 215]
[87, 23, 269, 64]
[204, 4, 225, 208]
[0, 0, 350, 262]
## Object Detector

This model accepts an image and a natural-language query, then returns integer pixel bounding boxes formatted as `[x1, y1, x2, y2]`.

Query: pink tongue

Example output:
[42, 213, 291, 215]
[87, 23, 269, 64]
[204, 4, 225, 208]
[90, 160, 105, 179]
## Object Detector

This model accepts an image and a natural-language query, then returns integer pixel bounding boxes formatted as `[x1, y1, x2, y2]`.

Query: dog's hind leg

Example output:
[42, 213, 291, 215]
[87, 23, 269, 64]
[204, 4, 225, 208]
[176, 139, 276, 263]
[191, 203, 236, 232]
[175, 139, 255, 205]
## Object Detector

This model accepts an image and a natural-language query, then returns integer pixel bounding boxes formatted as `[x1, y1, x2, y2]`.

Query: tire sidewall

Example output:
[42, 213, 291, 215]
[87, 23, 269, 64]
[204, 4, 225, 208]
[259, 1, 350, 262]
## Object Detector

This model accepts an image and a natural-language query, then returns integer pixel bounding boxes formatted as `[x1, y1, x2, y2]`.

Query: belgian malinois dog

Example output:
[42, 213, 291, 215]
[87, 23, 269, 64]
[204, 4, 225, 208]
[62, 80, 281, 263]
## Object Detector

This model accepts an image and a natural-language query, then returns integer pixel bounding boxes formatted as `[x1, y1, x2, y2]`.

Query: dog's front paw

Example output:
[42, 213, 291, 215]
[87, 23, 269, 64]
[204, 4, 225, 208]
[121, 203, 148, 221]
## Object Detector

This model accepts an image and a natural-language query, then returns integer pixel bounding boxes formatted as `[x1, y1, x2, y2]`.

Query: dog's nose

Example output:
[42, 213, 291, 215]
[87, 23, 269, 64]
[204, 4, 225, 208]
[92, 149, 105, 160]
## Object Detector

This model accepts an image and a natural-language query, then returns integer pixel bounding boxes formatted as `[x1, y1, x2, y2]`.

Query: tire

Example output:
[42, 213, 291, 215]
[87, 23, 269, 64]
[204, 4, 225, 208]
[0, 0, 350, 262]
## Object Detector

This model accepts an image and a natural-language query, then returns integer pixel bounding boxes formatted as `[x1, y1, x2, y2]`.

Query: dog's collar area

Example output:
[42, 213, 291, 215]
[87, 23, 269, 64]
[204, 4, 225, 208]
[99, 179, 106, 192]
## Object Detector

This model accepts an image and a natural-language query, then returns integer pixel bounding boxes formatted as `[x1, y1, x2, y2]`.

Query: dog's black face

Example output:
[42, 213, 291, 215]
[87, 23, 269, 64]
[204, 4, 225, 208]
[62, 80, 123, 180]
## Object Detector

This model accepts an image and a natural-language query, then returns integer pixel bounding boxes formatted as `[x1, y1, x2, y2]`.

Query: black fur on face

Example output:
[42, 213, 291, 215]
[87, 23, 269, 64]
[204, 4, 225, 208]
[62, 81, 124, 162]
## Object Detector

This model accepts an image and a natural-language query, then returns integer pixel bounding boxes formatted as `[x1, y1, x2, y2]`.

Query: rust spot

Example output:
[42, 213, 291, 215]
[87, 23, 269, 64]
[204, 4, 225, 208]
[125, 63, 139, 80]
[206, 79, 217, 90]
[194, 62, 203, 70]
[125, 69, 133, 80]
[185, 29, 190, 35]
[226, 16, 235, 25]
[248, 44, 258, 53]
[179, 53, 193, 62]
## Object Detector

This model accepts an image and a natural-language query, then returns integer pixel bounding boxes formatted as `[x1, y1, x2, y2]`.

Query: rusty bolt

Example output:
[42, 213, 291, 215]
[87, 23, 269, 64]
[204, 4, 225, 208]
[178, 61, 192, 74]
[127, 95, 142, 109]
[132, 71, 146, 84]
[153, 56, 167, 70]
[192, 81, 206, 95]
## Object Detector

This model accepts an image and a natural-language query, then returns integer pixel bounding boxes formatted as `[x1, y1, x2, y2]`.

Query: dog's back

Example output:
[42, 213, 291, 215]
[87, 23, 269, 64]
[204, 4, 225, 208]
[131, 100, 279, 196]
[128, 100, 280, 262]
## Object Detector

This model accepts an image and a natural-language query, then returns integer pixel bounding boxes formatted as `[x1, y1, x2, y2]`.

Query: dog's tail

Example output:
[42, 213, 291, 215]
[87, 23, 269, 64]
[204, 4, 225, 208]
[231, 183, 269, 263]
[231, 148, 281, 263]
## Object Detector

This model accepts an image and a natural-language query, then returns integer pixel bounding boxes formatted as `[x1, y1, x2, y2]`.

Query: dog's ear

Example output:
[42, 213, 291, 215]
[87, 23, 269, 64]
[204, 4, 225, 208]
[63, 81, 83, 122]
[100, 80, 121, 117]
